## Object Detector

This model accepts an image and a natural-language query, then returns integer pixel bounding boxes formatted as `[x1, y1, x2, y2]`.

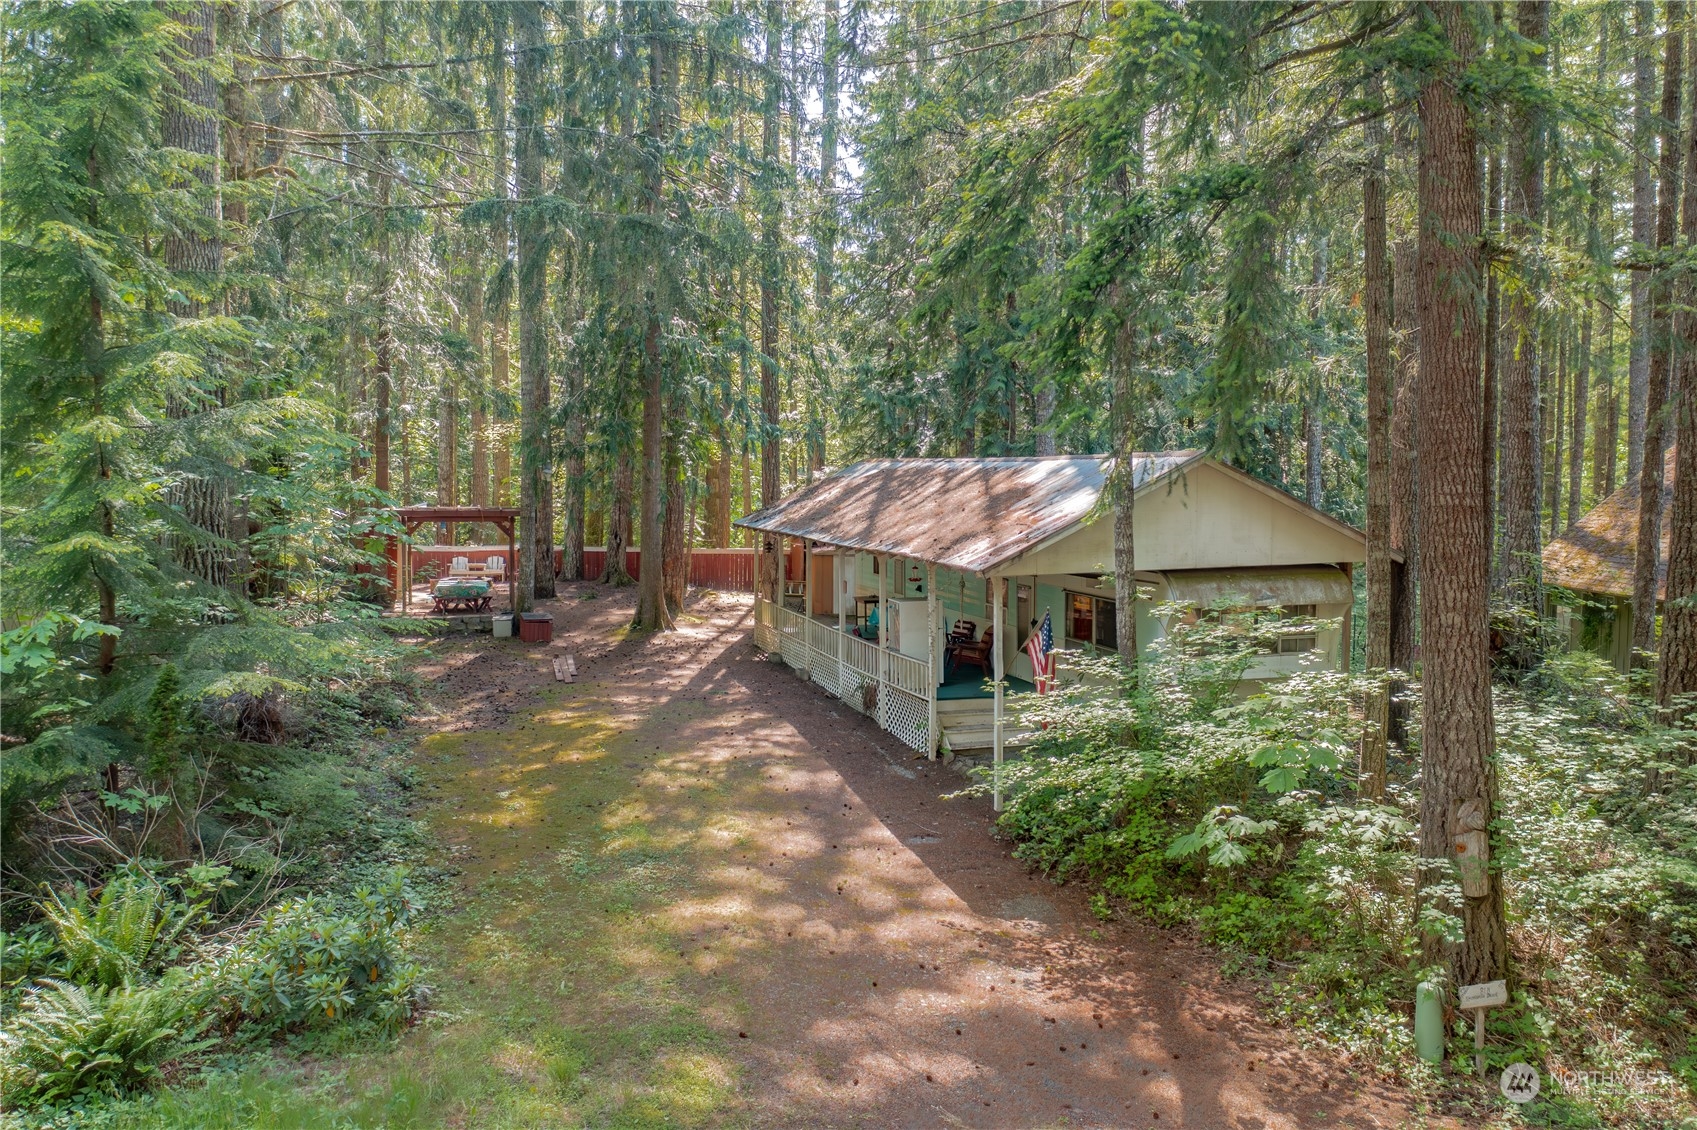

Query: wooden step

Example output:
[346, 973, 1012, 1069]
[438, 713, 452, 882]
[940, 723, 1034, 753]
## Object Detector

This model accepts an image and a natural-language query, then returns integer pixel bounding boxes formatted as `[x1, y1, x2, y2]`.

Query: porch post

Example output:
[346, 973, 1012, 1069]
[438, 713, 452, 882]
[926, 563, 938, 758]
[837, 551, 848, 690]
[752, 533, 763, 613]
[877, 553, 888, 732]
[993, 574, 1006, 812]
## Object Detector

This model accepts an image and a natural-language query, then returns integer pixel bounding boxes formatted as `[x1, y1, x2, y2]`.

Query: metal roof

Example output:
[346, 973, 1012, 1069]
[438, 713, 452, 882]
[733, 452, 1202, 574]
[1543, 448, 1674, 599]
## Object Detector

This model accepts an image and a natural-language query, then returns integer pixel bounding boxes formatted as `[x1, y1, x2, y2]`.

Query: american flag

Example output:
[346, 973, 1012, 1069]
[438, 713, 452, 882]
[1025, 609, 1055, 695]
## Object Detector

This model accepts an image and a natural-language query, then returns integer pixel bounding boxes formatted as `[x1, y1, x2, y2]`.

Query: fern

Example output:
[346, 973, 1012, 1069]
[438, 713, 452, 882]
[0, 977, 208, 1102]
[39, 874, 190, 990]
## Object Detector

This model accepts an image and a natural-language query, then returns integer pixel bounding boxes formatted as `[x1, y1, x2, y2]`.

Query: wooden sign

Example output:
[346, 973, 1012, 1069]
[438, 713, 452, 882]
[1459, 980, 1508, 1010]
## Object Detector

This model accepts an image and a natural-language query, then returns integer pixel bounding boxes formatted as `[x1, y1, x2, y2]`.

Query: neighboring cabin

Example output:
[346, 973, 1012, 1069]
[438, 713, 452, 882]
[1543, 449, 1675, 672]
[735, 451, 1370, 759]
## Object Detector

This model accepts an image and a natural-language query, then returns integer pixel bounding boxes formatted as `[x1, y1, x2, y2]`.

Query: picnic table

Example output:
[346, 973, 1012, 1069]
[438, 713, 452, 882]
[432, 578, 492, 614]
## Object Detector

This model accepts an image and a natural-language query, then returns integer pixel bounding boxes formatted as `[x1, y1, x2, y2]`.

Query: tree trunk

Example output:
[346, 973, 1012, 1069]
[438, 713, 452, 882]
[1630, 0, 1657, 483]
[1496, 0, 1549, 607]
[1391, 238, 1421, 679]
[514, 0, 551, 609]
[1483, 146, 1501, 575]
[817, 0, 838, 307]
[1111, 318, 1139, 666]
[1414, 0, 1508, 988]
[490, 10, 513, 508]
[634, 11, 675, 630]
[1633, 5, 1685, 663]
[662, 443, 689, 614]
[758, 0, 783, 605]
[1361, 94, 1392, 802]
[1656, 20, 1697, 728]
[603, 447, 635, 585]
[162, 0, 236, 591]
[468, 245, 490, 510]
[1305, 237, 1328, 509]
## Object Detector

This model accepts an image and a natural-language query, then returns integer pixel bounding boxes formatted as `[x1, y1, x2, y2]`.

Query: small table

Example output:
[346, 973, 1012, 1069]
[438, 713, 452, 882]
[432, 579, 492, 614]
[854, 595, 880, 629]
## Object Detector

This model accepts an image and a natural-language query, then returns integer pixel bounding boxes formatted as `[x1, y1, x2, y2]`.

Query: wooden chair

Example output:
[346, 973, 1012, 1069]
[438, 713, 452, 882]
[944, 619, 977, 668]
[449, 555, 472, 577]
[484, 555, 506, 581]
[949, 628, 994, 678]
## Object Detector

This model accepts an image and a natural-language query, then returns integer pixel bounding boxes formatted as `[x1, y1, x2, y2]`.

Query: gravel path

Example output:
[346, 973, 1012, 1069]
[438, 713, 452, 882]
[406, 584, 1444, 1129]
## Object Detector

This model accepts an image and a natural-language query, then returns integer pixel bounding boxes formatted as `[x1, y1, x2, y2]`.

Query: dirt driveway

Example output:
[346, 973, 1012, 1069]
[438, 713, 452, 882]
[383, 585, 1443, 1129]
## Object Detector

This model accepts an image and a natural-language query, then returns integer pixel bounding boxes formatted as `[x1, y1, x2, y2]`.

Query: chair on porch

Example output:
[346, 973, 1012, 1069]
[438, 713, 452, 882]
[944, 619, 977, 670]
[949, 628, 993, 678]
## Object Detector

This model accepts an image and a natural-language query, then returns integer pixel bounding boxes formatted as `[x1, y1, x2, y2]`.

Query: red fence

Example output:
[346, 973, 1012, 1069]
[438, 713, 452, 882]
[407, 545, 755, 592]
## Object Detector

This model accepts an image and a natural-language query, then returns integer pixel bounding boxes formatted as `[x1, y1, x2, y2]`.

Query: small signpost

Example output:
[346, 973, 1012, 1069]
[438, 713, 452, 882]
[1458, 979, 1508, 1076]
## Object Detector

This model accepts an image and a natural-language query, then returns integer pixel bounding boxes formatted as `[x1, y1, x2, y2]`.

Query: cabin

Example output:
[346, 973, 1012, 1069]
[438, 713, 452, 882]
[1542, 449, 1675, 671]
[734, 452, 1370, 772]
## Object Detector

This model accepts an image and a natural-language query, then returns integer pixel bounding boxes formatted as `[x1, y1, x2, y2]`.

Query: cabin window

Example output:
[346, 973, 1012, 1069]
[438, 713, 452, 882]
[1271, 604, 1318, 654]
[1066, 592, 1118, 651]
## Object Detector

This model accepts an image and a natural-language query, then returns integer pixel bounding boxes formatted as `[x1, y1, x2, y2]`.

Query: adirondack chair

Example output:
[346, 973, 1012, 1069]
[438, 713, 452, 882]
[483, 555, 506, 582]
[448, 555, 472, 577]
[949, 628, 994, 678]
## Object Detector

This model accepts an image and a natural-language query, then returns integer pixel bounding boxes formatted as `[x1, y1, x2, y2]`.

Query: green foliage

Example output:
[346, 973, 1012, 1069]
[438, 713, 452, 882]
[980, 614, 1696, 1116]
[0, 976, 210, 1104]
[38, 873, 193, 991]
[214, 871, 423, 1034]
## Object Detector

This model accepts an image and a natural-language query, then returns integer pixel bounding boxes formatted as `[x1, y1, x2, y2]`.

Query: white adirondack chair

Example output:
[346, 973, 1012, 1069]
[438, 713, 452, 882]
[449, 555, 472, 577]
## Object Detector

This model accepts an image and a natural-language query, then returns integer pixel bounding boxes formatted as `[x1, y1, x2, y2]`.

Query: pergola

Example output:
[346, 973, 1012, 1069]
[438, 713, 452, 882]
[390, 505, 519, 613]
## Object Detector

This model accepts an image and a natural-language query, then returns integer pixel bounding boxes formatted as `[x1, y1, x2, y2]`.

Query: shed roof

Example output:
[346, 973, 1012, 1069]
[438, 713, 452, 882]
[734, 452, 1200, 573]
[1542, 449, 1675, 600]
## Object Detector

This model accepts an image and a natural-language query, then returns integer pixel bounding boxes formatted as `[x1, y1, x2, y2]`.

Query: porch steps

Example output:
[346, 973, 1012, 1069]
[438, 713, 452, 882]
[940, 722, 1036, 754]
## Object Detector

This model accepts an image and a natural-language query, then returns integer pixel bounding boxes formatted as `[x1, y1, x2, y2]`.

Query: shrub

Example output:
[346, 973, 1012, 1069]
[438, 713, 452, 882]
[0, 975, 209, 1103]
[213, 870, 423, 1034]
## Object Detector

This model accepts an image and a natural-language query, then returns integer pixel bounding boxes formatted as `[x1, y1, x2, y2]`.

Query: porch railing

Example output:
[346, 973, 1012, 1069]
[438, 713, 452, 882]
[753, 596, 936, 754]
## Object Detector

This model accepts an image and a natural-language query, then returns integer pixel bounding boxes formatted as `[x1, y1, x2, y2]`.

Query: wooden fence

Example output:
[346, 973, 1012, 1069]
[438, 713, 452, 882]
[404, 545, 755, 592]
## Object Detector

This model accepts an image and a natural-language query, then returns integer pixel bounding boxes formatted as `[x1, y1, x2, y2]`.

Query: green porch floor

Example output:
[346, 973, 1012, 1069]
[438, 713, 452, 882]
[936, 666, 1034, 699]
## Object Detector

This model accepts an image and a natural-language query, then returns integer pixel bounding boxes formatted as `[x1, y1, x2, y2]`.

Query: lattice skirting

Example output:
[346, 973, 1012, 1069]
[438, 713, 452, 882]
[883, 687, 931, 752]
[808, 650, 842, 696]
[754, 620, 779, 653]
[780, 630, 807, 672]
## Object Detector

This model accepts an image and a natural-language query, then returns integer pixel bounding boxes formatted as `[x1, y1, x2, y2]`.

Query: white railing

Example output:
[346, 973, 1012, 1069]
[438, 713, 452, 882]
[843, 632, 880, 679]
[750, 596, 937, 754]
[754, 596, 779, 652]
[887, 650, 932, 698]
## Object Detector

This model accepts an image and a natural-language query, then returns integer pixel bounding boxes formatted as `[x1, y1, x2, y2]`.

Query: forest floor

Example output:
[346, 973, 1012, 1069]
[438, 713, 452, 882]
[335, 584, 1456, 1129]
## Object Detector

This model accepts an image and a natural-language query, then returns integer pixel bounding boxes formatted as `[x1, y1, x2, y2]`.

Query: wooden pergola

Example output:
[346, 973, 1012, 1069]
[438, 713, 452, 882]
[390, 505, 519, 613]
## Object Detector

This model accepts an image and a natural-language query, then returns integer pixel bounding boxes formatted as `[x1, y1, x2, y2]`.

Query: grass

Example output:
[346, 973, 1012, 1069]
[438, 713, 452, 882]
[26, 667, 756, 1130]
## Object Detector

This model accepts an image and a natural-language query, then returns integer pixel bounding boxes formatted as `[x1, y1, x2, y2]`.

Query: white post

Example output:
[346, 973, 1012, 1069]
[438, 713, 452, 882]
[877, 553, 888, 732]
[993, 574, 1006, 812]
[798, 540, 810, 671]
[753, 534, 764, 641]
[837, 552, 848, 692]
[926, 563, 939, 758]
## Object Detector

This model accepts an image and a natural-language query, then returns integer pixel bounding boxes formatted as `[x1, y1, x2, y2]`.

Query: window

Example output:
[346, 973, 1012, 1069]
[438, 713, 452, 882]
[1271, 604, 1318, 654]
[1066, 592, 1118, 651]
[1067, 593, 1093, 644]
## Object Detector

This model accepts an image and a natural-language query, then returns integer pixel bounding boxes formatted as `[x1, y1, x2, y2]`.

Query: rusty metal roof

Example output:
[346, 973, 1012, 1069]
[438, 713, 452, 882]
[1543, 448, 1674, 599]
[733, 452, 1202, 574]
